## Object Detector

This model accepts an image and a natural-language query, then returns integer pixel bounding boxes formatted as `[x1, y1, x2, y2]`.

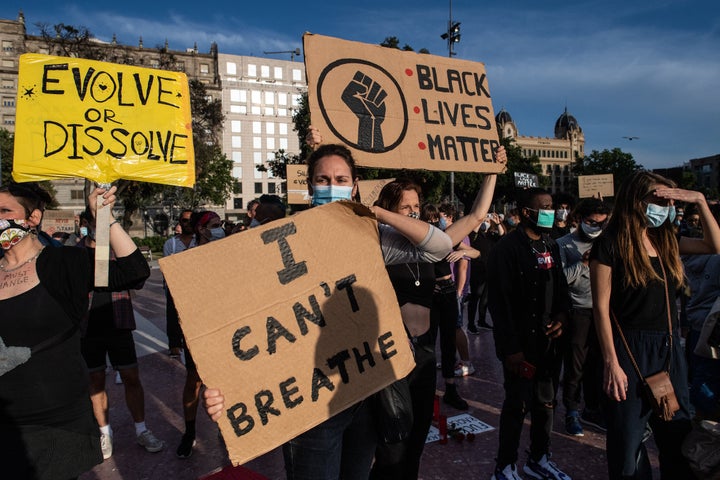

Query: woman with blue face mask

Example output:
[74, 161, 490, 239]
[204, 129, 507, 479]
[590, 170, 720, 479]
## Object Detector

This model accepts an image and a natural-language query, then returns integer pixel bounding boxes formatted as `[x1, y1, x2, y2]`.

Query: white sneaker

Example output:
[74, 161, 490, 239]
[491, 463, 523, 480]
[100, 432, 113, 460]
[454, 361, 476, 377]
[523, 454, 571, 480]
[137, 429, 165, 453]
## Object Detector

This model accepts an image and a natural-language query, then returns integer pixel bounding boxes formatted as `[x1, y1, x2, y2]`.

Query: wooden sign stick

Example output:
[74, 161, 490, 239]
[94, 183, 112, 287]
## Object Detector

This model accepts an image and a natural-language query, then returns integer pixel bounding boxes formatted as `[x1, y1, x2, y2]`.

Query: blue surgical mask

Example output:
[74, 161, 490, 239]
[438, 217, 447, 230]
[311, 185, 353, 206]
[79, 226, 88, 237]
[555, 208, 568, 222]
[580, 222, 603, 239]
[506, 217, 518, 227]
[209, 227, 226, 241]
[645, 204, 676, 228]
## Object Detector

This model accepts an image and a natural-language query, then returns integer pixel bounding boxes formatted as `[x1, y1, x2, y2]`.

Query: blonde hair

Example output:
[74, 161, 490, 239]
[606, 170, 685, 289]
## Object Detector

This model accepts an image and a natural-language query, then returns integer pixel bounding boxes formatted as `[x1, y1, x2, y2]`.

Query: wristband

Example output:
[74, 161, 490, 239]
[109, 220, 120, 228]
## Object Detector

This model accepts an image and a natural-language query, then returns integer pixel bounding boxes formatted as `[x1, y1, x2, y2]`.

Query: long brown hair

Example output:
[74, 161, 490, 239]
[606, 170, 684, 289]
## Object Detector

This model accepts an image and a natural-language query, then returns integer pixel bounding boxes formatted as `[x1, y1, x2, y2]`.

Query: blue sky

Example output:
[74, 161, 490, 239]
[3, 1, 719, 170]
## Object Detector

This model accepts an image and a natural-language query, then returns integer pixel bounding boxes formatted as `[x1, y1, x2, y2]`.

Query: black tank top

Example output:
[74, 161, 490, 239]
[386, 262, 435, 308]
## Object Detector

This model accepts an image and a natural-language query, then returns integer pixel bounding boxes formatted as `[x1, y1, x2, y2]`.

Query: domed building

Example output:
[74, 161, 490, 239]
[496, 107, 585, 193]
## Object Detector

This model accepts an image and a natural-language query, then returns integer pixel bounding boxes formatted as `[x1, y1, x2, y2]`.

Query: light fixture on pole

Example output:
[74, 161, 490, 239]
[263, 48, 302, 61]
[440, 0, 461, 208]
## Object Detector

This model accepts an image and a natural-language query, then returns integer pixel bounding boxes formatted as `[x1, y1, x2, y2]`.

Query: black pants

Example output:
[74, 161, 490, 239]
[496, 348, 562, 467]
[165, 288, 183, 351]
[371, 337, 436, 480]
[429, 280, 459, 379]
[467, 273, 489, 328]
[562, 308, 602, 412]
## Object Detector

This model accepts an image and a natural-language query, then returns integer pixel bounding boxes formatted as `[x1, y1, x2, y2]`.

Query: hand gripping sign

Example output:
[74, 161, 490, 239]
[13, 54, 195, 285]
[160, 201, 415, 466]
[303, 33, 503, 173]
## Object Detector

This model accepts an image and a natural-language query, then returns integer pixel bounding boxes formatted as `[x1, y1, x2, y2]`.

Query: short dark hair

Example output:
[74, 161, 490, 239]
[0, 182, 52, 217]
[517, 187, 551, 210]
[574, 198, 610, 219]
[420, 202, 439, 222]
[438, 203, 457, 220]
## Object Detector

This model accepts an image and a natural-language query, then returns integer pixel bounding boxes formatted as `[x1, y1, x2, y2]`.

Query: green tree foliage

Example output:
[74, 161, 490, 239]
[0, 128, 13, 186]
[573, 148, 643, 197]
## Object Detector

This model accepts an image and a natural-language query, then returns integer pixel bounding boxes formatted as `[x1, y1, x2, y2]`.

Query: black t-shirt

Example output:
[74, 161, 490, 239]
[590, 233, 677, 331]
[386, 262, 435, 308]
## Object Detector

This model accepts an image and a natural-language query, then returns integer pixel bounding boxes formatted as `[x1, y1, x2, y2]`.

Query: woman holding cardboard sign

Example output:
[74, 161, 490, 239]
[0, 182, 149, 479]
[204, 128, 506, 479]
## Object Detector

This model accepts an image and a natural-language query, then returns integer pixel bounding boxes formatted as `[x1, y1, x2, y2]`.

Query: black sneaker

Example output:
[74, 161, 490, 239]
[443, 385, 469, 410]
[467, 325, 480, 335]
[176, 433, 196, 459]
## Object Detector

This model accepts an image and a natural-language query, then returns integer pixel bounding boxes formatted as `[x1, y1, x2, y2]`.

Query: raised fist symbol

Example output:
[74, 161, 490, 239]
[341, 71, 387, 151]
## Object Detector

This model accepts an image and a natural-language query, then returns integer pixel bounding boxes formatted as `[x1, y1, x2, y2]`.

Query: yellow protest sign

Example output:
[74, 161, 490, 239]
[304, 33, 502, 173]
[13, 54, 195, 187]
[160, 201, 415, 465]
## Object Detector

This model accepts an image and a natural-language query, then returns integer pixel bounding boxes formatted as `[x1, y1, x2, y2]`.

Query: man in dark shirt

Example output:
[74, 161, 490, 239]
[487, 188, 572, 480]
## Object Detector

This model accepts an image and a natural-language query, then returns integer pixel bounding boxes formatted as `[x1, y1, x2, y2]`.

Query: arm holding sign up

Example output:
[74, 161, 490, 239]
[444, 146, 507, 245]
[88, 186, 138, 258]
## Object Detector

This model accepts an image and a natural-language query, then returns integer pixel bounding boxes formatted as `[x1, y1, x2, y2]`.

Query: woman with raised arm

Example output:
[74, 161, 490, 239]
[0, 182, 150, 480]
[590, 170, 720, 479]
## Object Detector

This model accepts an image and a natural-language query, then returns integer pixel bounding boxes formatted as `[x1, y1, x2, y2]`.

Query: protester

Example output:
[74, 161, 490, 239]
[467, 212, 505, 332]
[204, 127, 507, 478]
[590, 170, 720, 479]
[681, 205, 720, 420]
[556, 198, 610, 436]
[163, 209, 196, 359]
[176, 210, 224, 459]
[78, 209, 164, 460]
[487, 187, 572, 480]
[438, 203, 476, 378]
[0, 182, 149, 480]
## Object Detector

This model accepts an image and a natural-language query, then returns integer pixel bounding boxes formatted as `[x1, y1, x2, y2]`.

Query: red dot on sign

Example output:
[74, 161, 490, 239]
[413, 106, 420, 114]
[405, 69, 413, 76]
[418, 142, 426, 150]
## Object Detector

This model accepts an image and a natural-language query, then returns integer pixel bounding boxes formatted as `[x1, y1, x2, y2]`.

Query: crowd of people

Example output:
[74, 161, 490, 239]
[2, 132, 719, 480]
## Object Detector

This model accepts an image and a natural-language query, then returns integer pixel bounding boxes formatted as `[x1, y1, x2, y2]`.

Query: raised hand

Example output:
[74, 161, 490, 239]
[341, 71, 387, 151]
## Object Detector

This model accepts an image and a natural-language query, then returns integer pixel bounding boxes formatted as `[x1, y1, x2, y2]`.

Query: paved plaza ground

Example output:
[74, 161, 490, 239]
[79, 263, 660, 479]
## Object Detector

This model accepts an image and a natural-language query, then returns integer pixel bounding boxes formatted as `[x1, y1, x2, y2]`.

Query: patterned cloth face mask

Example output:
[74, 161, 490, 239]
[0, 219, 32, 251]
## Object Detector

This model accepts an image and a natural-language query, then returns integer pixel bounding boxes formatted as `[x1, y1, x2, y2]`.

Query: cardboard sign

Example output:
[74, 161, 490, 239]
[578, 174, 614, 198]
[514, 171, 538, 188]
[426, 414, 495, 443]
[13, 54, 195, 187]
[42, 209, 77, 234]
[286, 164, 309, 205]
[304, 34, 502, 173]
[160, 201, 415, 465]
[357, 178, 395, 207]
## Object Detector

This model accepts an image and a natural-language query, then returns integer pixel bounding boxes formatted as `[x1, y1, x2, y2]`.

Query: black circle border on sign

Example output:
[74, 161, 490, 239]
[316, 58, 408, 153]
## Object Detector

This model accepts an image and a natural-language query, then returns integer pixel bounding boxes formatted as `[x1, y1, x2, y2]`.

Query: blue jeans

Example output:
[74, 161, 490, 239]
[605, 329, 696, 479]
[282, 399, 377, 480]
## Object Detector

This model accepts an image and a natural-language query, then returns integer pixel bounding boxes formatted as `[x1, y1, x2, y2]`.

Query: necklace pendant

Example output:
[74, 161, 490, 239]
[414, 280, 420, 287]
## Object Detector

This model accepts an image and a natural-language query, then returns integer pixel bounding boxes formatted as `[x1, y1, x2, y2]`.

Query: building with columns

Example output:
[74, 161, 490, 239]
[495, 107, 585, 193]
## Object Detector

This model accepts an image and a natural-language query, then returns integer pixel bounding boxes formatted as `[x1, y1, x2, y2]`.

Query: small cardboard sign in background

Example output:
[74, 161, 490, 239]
[13, 54, 195, 187]
[304, 34, 502, 173]
[160, 201, 415, 465]
[357, 178, 396, 207]
[514, 171, 539, 188]
[426, 414, 495, 443]
[286, 164, 309, 205]
[42, 209, 77, 235]
[578, 174, 614, 198]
